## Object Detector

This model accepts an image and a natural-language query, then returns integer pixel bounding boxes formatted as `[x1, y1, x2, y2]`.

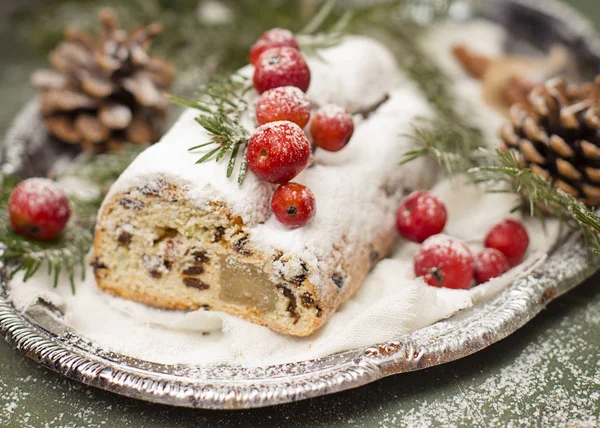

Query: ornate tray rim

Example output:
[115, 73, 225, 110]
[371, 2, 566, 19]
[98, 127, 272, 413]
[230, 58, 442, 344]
[1, 0, 599, 410]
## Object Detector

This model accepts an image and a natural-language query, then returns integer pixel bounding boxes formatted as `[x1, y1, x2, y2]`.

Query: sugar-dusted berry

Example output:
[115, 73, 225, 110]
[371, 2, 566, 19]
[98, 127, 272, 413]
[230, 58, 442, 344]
[8, 178, 71, 241]
[396, 190, 447, 243]
[475, 248, 511, 284]
[246, 121, 311, 184]
[414, 235, 475, 289]
[256, 86, 311, 128]
[484, 219, 529, 266]
[310, 104, 354, 152]
[253, 47, 311, 94]
[249, 28, 300, 66]
[271, 182, 316, 228]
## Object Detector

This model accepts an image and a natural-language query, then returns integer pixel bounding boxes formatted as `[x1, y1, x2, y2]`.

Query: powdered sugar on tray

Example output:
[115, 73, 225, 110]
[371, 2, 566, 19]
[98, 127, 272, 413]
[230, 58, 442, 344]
[7, 178, 560, 367]
[379, 299, 600, 427]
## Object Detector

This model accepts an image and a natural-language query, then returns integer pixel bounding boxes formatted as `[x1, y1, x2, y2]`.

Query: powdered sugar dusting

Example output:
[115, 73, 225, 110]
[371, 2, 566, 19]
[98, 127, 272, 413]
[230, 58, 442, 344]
[256, 46, 305, 73]
[252, 120, 309, 154]
[110, 39, 397, 224]
[418, 234, 473, 260]
[374, 298, 600, 427]
[253, 46, 311, 93]
[300, 187, 316, 217]
[11, 178, 70, 219]
[415, 235, 473, 269]
[255, 86, 311, 126]
[307, 37, 405, 112]
[259, 86, 310, 108]
[316, 103, 349, 121]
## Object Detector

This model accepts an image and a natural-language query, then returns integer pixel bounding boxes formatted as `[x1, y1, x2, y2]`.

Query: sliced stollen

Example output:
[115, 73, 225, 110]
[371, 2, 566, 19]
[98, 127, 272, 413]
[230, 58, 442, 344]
[91, 37, 436, 336]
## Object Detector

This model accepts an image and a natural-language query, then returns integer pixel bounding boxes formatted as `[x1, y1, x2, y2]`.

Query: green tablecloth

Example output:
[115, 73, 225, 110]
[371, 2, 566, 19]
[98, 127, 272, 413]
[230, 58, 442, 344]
[1, 1, 599, 426]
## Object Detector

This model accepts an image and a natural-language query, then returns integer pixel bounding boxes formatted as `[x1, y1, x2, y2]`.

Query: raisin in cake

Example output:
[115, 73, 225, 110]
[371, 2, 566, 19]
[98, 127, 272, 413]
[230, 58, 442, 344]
[92, 37, 436, 336]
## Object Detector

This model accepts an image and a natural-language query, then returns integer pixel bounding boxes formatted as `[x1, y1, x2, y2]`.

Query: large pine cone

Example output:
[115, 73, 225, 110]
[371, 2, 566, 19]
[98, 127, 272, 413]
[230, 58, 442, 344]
[32, 9, 175, 152]
[500, 76, 600, 206]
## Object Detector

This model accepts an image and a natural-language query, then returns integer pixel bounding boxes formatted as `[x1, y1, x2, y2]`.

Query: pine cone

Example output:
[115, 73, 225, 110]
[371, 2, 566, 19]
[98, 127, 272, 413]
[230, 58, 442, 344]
[500, 76, 600, 206]
[32, 9, 175, 152]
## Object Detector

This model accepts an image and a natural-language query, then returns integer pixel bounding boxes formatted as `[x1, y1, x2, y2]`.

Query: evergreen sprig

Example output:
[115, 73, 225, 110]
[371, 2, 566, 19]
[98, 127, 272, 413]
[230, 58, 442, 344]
[168, 73, 253, 186]
[0, 179, 95, 293]
[400, 117, 482, 176]
[0, 143, 146, 292]
[390, 24, 483, 171]
[0, 212, 94, 294]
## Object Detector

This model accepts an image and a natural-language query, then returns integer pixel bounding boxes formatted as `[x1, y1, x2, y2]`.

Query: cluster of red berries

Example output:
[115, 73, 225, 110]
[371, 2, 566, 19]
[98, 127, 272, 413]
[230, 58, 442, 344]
[8, 178, 71, 241]
[396, 190, 530, 289]
[247, 28, 355, 228]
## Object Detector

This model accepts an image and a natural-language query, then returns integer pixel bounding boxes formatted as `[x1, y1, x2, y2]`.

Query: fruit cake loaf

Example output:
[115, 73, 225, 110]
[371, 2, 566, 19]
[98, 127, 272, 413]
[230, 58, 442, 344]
[92, 37, 435, 336]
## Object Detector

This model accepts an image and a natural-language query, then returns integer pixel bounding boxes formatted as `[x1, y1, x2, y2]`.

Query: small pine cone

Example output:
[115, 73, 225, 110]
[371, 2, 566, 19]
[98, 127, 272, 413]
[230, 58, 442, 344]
[32, 9, 175, 153]
[500, 76, 600, 206]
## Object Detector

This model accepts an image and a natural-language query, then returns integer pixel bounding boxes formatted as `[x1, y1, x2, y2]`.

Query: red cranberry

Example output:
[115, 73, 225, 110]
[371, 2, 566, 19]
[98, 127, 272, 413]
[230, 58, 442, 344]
[310, 104, 354, 152]
[475, 248, 511, 284]
[271, 182, 316, 228]
[396, 190, 447, 243]
[253, 47, 311, 94]
[249, 28, 300, 66]
[8, 178, 71, 241]
[484, 219, 529, 266]
[256, 86, 311, 128]
[414, 235, 475, 289]
[246, 121, 311, 184]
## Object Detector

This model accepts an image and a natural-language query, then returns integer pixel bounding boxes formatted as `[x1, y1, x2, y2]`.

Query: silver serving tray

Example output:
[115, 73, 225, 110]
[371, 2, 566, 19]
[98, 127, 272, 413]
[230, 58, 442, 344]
[1, 0, 600, 410]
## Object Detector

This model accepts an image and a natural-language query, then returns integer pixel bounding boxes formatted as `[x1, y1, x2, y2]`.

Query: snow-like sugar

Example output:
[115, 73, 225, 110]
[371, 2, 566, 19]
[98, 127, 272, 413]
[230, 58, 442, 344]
[255, 86, 311, 122]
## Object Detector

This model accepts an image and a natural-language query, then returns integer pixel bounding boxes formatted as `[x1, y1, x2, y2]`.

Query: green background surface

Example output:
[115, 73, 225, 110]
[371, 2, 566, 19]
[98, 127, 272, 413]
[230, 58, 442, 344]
[1, 1, 599, 426]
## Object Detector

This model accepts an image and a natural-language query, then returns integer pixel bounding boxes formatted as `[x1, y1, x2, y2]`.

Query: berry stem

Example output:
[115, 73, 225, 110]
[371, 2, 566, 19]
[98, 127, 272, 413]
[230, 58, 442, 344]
[352, 93, 390, 119]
